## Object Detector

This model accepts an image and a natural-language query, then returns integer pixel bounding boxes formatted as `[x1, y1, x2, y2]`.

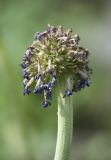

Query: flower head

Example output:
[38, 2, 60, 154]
[20, 24, 92, 108]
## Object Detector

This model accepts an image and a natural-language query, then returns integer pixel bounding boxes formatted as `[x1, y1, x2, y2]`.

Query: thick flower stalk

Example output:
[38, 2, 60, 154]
[20, 24, 92, 160]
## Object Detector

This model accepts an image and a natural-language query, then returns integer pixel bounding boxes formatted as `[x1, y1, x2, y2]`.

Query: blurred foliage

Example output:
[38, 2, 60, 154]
[0, 0, 111, 159]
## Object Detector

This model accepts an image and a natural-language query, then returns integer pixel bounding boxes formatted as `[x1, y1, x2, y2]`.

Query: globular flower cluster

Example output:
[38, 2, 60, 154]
[20, 24, 92, 108]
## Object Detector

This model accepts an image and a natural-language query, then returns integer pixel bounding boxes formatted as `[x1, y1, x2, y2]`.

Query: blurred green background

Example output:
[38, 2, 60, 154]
[0, 0, 111, 159]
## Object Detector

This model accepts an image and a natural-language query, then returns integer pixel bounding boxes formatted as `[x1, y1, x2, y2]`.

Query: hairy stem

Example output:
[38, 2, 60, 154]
[54, 82, 73, 160]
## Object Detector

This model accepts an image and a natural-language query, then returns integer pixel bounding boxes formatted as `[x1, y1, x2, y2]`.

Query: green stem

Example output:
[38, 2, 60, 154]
[54, 81, 74, 160]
